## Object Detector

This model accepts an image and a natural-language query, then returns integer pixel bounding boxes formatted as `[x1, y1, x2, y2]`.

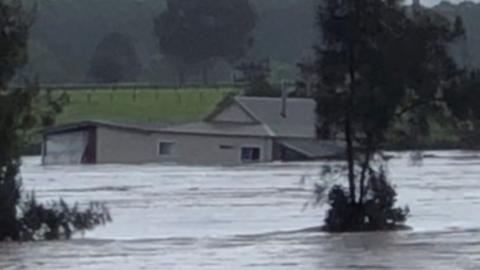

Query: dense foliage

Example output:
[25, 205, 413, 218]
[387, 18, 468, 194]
[322, 167, 408, 232]
[5, 0, 480, 85]
[154, 0, 256, 85]
[236, 60, 281, 97]
[310, 0, 466, 232]
[88, 32, 141, 83]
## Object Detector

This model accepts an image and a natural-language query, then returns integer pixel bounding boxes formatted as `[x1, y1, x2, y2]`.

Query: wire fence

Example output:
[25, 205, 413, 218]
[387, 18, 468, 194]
[11, 81, 297, 91]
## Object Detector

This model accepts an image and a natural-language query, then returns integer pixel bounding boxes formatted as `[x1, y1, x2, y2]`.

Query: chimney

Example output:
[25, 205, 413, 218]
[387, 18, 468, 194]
[281, 81, 287, 118]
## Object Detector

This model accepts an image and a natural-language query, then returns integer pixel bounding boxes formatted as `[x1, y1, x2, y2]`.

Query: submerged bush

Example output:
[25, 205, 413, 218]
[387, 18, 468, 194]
[18, 194, 111, 241]
[323, 168, 409, 232]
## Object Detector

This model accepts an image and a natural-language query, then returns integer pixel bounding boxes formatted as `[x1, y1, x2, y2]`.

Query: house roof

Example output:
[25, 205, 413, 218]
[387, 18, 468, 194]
[160, 122, 274, 137]
[278, 139, 345, 159]
[42, 120, 174, 135]
[43, 120, 274, 138]
[44, 97, 318, 139]
[207, 96, 317, 138]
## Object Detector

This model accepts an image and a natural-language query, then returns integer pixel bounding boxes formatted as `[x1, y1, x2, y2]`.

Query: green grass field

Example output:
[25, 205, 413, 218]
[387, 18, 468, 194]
[48, 88, 235, 124]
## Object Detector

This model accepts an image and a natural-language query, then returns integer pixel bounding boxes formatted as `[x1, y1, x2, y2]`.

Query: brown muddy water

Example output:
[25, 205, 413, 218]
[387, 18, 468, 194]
[1, 151, 479, 269]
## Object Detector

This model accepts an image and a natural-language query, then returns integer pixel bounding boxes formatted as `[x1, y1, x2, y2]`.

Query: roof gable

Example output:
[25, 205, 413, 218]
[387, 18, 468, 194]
[235, 97, 317, 138]
[210, 102, 258, 124]
[205, 97, 259, 124]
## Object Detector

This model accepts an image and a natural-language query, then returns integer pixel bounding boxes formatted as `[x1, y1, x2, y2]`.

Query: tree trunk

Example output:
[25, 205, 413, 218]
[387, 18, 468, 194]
[359, 137, 373, 204]
[344, 0, 361, 205]
[346, 41, 357, 204]
[345, 95, 356, 204]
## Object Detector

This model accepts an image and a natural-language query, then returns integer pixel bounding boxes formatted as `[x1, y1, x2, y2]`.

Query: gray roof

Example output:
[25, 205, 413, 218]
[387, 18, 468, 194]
[279, 139, 345, 159]
[43, 120, 175, 135]
[43, 119, 273, 138]
[44, 97, 318, 139]
[207, 96, 317, 138]
[160, 122, 274, 137]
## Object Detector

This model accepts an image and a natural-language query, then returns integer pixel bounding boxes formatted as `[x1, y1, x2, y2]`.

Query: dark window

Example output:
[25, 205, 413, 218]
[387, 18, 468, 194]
[241, 147, 261, 162]
[158, 142, 175, 156]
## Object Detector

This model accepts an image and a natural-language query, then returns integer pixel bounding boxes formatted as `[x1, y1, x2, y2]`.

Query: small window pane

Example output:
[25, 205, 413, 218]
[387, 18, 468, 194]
[241, 147, 261, 162]
[159, 142, 174, 156]
[252, 148, 260, 160]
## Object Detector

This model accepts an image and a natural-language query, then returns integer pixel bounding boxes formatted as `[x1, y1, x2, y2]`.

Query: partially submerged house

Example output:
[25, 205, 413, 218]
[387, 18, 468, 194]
[42, 96, 344, 166]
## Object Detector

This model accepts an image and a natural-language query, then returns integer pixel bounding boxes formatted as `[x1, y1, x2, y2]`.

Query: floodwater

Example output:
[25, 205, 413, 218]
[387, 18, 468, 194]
[1, 151, 480, 269]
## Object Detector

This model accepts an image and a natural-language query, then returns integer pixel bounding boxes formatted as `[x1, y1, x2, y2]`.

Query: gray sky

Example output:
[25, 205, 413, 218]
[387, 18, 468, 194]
[414, 0, 479, 6]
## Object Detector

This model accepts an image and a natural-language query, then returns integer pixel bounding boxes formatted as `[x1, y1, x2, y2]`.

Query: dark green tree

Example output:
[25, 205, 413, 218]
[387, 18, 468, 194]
[88, 32, 141, 83]
[0, 0, 110, 241]
[310, 0, 466, 231]
[235, 60, 281, 97]
[0, 0, 33, 240]
[154, 0, 256, 85]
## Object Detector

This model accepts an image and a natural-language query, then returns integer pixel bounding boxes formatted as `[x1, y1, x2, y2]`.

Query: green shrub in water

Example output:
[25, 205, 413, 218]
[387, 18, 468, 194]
[323, 168, 409, 232]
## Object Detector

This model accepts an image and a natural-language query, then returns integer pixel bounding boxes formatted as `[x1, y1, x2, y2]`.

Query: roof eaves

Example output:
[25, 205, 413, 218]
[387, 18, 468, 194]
[150, 128, 273, 138]
[280, 141, 315, 158]
[43, 120, 160, 135]
[261, 123, 277, 137]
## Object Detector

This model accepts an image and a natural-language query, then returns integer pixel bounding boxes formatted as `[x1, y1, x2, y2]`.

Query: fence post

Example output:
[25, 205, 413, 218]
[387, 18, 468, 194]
[87, 89, 92, 103]
[176, 89, 182, 105]
[111, 86, 115, 102]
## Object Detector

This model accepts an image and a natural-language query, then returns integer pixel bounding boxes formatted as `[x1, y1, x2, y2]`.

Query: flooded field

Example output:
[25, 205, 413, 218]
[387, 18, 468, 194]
[1, 151, 480, 269]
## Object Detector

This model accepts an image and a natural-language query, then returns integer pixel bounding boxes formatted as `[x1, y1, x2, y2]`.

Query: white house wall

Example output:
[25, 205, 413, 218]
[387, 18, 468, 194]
[96, 126, 273, 166]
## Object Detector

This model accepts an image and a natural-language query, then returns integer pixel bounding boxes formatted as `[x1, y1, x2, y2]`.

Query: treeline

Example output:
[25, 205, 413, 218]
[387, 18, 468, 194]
[15, 0, 317, 85]
[13, 0, 480, 86]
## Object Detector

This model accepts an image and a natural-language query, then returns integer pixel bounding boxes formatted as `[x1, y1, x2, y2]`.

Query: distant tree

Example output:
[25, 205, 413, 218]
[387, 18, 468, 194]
[154, 0, 256, 85]
[0, 1, 110, 241]
[88, 32, 141, 83]
[309, 0, 466, 232]
[235, 60, 281, 97]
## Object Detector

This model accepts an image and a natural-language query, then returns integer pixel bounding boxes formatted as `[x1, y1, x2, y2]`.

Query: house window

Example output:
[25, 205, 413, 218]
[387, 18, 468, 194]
[158, 142, 175, 156]
[241, 147, 261, 162]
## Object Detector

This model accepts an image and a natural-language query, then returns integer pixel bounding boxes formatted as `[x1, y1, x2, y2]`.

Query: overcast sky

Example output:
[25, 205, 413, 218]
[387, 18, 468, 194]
[412, 0, 479, 6]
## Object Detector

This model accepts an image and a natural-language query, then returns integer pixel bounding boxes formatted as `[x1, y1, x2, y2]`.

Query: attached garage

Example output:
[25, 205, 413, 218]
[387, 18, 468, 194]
[42, 125, 96, 165]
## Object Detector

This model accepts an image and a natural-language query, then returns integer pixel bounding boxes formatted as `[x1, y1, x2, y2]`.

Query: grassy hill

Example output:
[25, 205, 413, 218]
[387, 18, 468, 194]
[50, 87, 236, 125]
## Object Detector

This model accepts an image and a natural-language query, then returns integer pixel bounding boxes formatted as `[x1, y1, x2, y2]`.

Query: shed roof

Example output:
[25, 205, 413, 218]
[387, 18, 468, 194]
[278, 139, 345, 159]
